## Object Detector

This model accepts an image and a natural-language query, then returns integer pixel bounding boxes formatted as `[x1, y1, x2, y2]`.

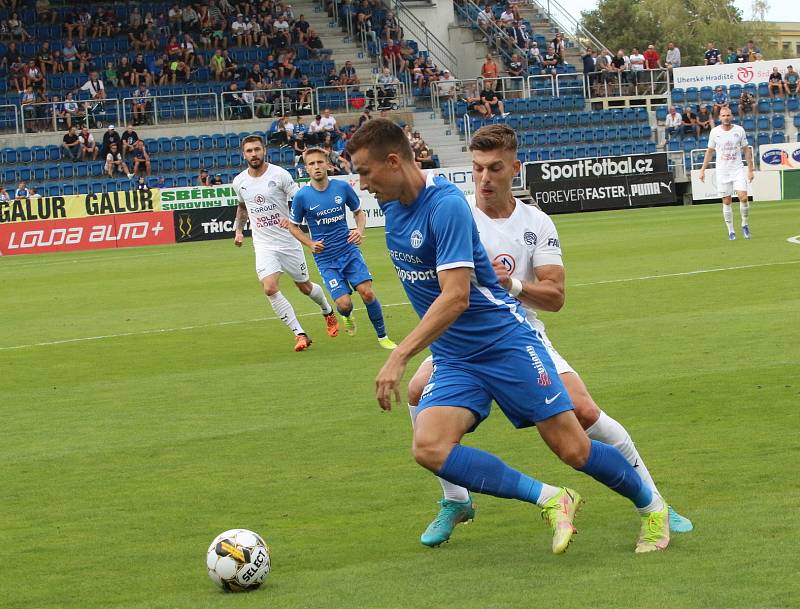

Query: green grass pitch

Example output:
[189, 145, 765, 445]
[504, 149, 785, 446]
[1, 201, 799, 609]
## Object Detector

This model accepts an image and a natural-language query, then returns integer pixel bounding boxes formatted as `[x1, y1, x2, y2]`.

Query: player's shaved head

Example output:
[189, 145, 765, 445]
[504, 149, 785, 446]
[469, 124, 518, 153]
[346, 118, 414, 162]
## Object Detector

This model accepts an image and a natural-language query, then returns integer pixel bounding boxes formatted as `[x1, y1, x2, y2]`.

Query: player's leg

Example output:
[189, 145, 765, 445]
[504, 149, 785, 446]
[279, 246, 337, 336]
[353, 280, 396, 349]
[721, 192, 736, 240]
[418, 363, 579, 554]
[407, 357, 473, 546]
[321, 266, 357, 336]
[735, 171, 750, 238]
[258, 266, 310, 351]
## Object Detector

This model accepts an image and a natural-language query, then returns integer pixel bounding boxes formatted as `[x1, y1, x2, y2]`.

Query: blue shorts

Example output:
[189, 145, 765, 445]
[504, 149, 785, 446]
[317, 248, 373, 301]
[417, 329, 574, 430]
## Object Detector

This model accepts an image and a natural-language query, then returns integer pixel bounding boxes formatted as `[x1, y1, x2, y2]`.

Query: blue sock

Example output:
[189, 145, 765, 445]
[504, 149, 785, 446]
[364, 298, 387, 338]
[577, 440, 653, 509]
[437, 444, 543, 504]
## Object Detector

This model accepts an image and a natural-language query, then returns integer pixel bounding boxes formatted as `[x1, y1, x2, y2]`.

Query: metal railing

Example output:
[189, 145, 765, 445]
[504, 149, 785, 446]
[587, 68, 670, 98]
[459, 0, 529, 69]
[555, 72, 586, 97]
[527, 74, 556, 96]
[386, 0, 458, 75]
[221, 86, 316, 120]
[525, 0, 606, 54]
[121, 93, 218, 126]
[462, 113, 473, 145]
[690, 146, 756, 170]
[315, 82, 408, 114]
[18, 98, 121, 134]
[0, 104, 20, 134]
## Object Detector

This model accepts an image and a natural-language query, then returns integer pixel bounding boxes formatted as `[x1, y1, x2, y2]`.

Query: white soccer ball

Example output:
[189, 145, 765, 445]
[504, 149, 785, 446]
[206, 528, 271, 592]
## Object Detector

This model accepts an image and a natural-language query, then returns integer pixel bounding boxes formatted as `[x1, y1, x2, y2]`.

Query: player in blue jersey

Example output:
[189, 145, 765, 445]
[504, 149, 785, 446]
[346, 119, 670, 555]
[285, 147, 397, 350]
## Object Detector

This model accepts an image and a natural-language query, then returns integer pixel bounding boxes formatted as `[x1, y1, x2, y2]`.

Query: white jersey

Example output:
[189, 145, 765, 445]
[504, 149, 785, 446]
[708, 124, 748, 178]
[232, 163, 300, 250]
[467, 196, 562, 332]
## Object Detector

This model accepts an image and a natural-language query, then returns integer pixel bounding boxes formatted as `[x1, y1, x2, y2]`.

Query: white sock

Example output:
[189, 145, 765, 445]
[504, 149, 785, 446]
[267, 291, 304, 335]
[535, 484, 561, 507]
[408, 404, 470, 503]
[722, 203, 734, 233]
[585, 411, 661, 500]
[307, 282, 332, 315]
[739, 201, 750, 227]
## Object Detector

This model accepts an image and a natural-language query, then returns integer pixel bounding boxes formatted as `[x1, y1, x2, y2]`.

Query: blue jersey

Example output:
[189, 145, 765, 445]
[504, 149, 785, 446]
[290, 179, 361, 263]
[381, 174, 529, 360]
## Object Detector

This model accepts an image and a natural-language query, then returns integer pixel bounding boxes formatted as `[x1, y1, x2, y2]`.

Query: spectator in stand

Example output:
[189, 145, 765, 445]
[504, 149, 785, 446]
[643, 44, 661, 70]
[593, 48, 612, 96]
[80, 71, 106, 100]
[628, 47, 645, 93]
[231, 14, 252, 47]
[552, 32, 566, 62]
[131, 82, 151, 125]
[784, 66, 799, 97]
[307, 113, 325, 144]
[61, 125, 81, 160]
[131, 53, 153, 87]
[383, 9, 402, 42]
[167, 58, 190, 83]
[36, 0, 57, 24]
[415, 143, 435, 169]
[704, 42, 721, 66]
[724, 46, 737, 64]
[323, 143, 351, 175]
[103, 61, 119, 88]
[436, 68, 457, 101]
[481, 54, 499, 90]
[461, 82, 488, 117]
[293, 132, 307, 167]
[681, 105, 697, 137]
[135, 175, 150, 192]
[739, 89, 756, 119]
[319, 108, 341, 142]
[62, 39, 79, 73]
[711, 86, 728, 118]
[339, 60, 360, 88]
[382, 39, 406, 73]
[225, 82, 250, 119]
[664, 106, 682, 140]
[36, 41, 58, 76]
[105, 143, 133, 178]
[0, 186, 9, 202]
[19, 85, 37, 132]
[210, 48, 226, 80]
[743, 40, 761, 62]
[102, 125, 122, 157]
[23, 59, 45, 90]
[61, 92, 83, 128]
[211, 173, 224, 185]
[8, 12, 31, 41]
[541, 45, 559, 76]
[79, 127, 99, 160]
[305, 29, 330, 59]
[768, 67, 785, 98]
[696, 105, 713, 136]
[197, 168, 211, 186]
[131, 140, 151, 176]
[582, 47, 596, 91]
[609, 48, 628, 94]
[480, 86, 509, 118]
[15, 181, 31, 199]
[476, 5, 494, 44]
[121, 124, 139, 156]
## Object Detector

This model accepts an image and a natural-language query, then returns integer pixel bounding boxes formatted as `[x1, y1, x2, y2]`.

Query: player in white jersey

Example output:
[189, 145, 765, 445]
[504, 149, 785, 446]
[232, 135, 338, 352]
[699, 106, 755, 240]
[406, 124, 692, 549]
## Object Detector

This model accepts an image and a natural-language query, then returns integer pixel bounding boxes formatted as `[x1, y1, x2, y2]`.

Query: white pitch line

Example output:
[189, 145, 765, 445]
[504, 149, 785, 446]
[2, 259, 798, 351]
[0, 302, 412, 351]
[0, 250, 174, 270]
[572, 259, 800, 287]
[788, 235, 800, 245]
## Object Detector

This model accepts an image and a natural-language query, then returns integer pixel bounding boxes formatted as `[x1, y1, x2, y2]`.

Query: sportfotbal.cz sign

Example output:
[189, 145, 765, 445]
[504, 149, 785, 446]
[525, 154, 676, 214]
[673, 58, 800, 89]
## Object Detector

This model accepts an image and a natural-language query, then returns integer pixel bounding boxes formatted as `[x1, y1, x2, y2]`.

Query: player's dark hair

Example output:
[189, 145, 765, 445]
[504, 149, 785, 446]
[345, 118, 414, 162]
[469, 124, 518, 153]
[241, 134, 265, 149]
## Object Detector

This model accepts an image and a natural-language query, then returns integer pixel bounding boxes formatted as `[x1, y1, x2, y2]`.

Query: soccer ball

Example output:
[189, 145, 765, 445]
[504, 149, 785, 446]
[206, 528, 271, 592]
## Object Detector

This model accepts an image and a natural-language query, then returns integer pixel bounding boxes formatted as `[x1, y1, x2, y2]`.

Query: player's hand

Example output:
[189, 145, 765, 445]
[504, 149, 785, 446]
[310, 239, 325, 253]
[699, 169, 705, 182]
[747, 168, 754, 182]
[375, 351, 406, 411]
[491, 260, 512, 290]
[347, 228, 363, 245]
[278, 218, 290, 229]
[234, 231, 243, 247]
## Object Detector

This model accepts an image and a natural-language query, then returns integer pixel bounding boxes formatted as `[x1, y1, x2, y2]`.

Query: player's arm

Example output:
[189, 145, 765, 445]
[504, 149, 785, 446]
[493, 261, 565, 311]
[699, 144, 714, 182]
[344, 183, 365, 245]
[743, 143, 754, 181]
[376, 266, 472, 411]
[234, 201, 248, 247]
[285, 219, 324, 253]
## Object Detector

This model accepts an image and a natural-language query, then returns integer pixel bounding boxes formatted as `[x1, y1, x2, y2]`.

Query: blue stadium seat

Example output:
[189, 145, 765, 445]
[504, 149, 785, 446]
[772, 114, 785, 129]
[757, 82, 769, 97]
[46, 144, 60, 161]
[146, 140, 159, 155]
[2, 168, 16, 183]
[189, 156, 201, 171]
[76, 163, 89, 178]
[62, 184, 76, 196]
[200, 135, 214, 150]
[671, 88, 685, 104]
[757, 132, 770, 146]
[90, 181, 105, 194]
[158, 137, 173, 153]
[788, 97, 799, 112]
[772, 131, 785, 143]
[186, 136, 201, 151]
[174, 137, 187, 152]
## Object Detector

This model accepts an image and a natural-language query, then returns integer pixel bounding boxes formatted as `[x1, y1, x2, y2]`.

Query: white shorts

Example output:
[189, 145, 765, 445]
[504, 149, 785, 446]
[255, 244, 309, 282]
[717, 169, 748, 198]
[421, 328, 575, 375]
